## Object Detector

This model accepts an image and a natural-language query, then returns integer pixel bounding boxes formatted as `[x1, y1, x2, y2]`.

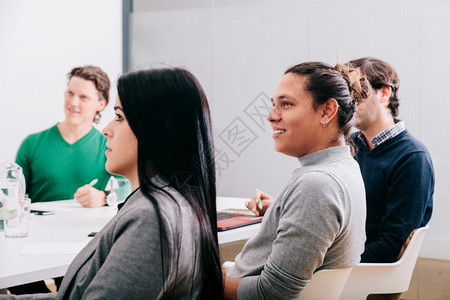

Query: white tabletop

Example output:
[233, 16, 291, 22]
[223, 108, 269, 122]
[0, 196, 260, 289]
[0, 200, 115, 289]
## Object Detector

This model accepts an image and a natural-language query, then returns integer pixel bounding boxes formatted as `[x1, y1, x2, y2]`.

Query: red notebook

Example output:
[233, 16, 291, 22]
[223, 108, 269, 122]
[217, 209, 263, 231]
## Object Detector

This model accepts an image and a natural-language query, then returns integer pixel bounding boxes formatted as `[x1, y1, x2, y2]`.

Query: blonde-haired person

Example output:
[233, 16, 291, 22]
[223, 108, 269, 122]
[224, 62, 367, 299]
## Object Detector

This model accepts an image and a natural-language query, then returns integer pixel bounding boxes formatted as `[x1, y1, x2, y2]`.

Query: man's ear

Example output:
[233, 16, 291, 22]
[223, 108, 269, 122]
[97, 99, 107, 112]
[320, 98, 339, 124]
[379, 85, 392, 104]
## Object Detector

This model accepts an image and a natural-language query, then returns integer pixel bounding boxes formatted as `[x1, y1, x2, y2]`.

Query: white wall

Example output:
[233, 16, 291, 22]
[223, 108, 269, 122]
[131, 0, 450, 260]
[2, 0, 449, 261]
[0, 0, 123, 162]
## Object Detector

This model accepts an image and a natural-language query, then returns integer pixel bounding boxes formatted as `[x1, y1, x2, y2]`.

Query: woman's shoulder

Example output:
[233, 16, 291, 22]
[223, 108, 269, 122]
[290, 169, 341, 192]
[113, 186, 199, 251]
[118, 185, 193, 225]
[119, 189, 156, 215]
[284, 164, 357, 205]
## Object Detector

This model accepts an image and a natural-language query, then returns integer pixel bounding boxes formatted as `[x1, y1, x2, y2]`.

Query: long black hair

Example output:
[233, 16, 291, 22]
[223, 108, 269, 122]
[117, 67, 223, 299]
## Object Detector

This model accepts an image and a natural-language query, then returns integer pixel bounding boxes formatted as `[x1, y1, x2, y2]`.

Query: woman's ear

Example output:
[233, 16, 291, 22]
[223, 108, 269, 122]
[320, 98, 339, 126]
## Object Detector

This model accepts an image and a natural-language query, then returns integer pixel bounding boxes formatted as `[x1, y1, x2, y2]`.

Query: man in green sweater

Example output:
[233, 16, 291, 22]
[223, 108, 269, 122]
[16, 65, 112, 207]
[10, 66, 113, 294]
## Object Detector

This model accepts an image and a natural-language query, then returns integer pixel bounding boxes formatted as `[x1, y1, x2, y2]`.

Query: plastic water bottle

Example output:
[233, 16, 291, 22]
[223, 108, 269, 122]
[0, 162, 26, 231]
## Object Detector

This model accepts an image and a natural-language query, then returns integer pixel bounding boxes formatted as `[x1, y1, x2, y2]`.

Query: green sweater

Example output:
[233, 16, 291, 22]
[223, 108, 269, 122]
[15, 124, 111, 203]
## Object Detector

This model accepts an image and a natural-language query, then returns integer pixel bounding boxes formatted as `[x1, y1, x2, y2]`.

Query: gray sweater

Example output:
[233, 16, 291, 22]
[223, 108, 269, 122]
[3, 176, 203, 299]
[227, 146, 366, 299]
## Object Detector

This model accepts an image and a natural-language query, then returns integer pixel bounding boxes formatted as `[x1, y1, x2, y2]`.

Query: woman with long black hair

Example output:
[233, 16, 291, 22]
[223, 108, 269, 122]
[2, 67, 223, 299]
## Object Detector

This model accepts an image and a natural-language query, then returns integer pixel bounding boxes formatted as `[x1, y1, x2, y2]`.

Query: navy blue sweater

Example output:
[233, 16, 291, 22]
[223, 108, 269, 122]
[350, 130, 434, 263]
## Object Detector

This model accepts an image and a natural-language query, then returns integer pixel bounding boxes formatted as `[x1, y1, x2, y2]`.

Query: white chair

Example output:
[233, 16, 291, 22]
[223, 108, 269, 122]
[299, 267, 353, 300]
[222, 261, 352, 300]
[340, 225, 429, 300]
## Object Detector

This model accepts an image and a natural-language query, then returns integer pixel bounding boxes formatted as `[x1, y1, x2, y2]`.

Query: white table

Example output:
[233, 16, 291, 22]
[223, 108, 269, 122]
[0, 200, 116, 289]
[0, 197, 259, 289]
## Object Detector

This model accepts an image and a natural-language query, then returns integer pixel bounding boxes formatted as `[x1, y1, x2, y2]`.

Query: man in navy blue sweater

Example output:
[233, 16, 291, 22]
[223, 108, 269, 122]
[348, 57, 434, 266]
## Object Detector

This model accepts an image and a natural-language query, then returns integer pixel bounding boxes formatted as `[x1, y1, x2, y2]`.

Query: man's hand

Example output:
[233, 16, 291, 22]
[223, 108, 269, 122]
[245, 189, 274, 216]
[397, 228, 417, 260]
[74, 185, 106, 208]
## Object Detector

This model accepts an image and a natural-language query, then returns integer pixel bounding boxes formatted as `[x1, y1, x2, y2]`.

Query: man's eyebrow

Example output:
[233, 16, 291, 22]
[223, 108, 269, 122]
[113, 106, 124, 112]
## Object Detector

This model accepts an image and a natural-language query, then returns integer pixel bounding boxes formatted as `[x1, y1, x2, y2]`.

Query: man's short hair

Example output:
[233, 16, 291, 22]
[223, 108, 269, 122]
[349, 57, 400, 118]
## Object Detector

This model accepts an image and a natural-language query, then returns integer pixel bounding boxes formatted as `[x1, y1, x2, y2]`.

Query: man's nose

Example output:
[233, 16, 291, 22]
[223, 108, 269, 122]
[69, 96, 80, 106]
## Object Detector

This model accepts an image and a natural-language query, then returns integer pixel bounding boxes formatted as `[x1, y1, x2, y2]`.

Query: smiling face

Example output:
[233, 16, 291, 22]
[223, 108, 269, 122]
[103, 96, 138, 187]
[268, 73, 324, 158]
[64, 76, 106, 126]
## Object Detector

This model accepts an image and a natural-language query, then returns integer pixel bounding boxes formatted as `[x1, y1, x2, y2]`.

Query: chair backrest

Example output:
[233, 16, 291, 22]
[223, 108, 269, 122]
[339, 225, 429, 300]
[299, 267, 353, 300]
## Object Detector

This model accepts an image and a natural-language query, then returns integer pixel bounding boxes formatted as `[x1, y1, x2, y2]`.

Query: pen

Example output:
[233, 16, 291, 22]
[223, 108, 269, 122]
[256, 189, 263, 210]
[88, 178, 98, 187]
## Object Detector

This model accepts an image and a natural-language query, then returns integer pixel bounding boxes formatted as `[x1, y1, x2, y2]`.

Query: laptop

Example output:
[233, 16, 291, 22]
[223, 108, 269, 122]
[217, 209, 263, 231]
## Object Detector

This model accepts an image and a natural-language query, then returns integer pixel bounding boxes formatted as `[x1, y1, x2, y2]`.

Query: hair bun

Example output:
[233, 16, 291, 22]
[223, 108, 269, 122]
[335, 63, 369, 103]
